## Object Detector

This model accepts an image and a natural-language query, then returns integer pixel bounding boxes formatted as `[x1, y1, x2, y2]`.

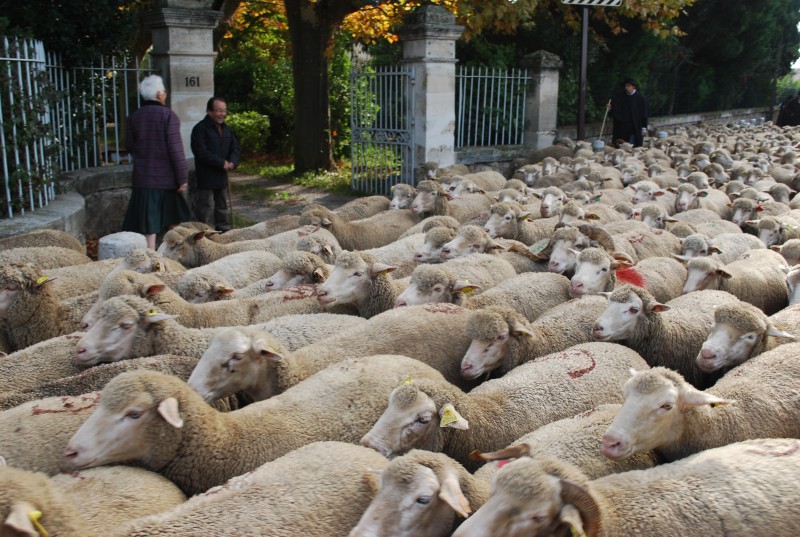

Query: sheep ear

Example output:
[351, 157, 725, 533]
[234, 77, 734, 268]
[157, 397, 184, 429]
[32, 275, 55, 288]
[766, 326, 796, 340]
[371, 262, 397, 277]
[771, 245, 784, 253]
[453, 280, 481, 294]
[144, 309, 177, 323]
[320, 217, 333, 226]
[716, 269, 733, 279]
[213, 284, 235, 296]
[672, 253, 691, 262]
[141, 283, 166, 297]
[312, 268, 327, 283]
[558, 504, 588, 537]
[696, 190, 710, 198]
[647, 303, 671, 313]
[709, 246, 722, 254]
[510, 321, 534, 338]
[439, 403, 469, 430]
[485, 238, 507, 252]
[679, 388, 735, 409]
[4, 501, 38, 537]
[438, 472, 472, 518]
[253, 337, 285, 360]
[517, 211, 532, 221]
[362, 468, 382, 495]
[191, 231, 208, 243]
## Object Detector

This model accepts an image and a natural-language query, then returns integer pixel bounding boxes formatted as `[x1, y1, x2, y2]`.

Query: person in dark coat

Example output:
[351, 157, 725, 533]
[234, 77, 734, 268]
[191, 96, 240, 232]
[609, 78, 649, 148]
[122, 74, 191, 250]
[777, 91, 800, 127]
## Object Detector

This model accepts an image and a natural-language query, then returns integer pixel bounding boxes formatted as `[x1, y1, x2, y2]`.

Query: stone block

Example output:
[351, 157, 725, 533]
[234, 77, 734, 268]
[98, 232, 147, 260]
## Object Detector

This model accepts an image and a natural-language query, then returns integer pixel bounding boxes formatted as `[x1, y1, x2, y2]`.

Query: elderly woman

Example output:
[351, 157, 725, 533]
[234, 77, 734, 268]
[122, 74, 191, 250]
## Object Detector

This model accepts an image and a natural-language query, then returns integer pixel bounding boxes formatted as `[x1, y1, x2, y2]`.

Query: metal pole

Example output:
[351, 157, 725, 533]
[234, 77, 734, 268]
[577, 6, 588, 141]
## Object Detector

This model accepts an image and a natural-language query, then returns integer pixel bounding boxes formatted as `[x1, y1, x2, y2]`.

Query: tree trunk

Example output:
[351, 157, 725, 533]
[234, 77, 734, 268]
[284, 0, 337, 174]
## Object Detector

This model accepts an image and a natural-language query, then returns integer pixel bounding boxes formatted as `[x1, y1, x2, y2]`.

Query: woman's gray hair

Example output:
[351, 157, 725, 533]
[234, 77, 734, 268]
[139, 74, 166, 102]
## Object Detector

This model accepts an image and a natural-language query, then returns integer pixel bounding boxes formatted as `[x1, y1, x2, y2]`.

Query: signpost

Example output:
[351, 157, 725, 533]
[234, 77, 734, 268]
[562, 0, 622, 140]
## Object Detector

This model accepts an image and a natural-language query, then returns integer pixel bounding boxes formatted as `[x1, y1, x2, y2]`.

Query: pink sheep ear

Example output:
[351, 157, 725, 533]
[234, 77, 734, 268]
[140, 283, 166, 297]
[4, 501, 38, 537]
[371, 262, 397, 277]
[157, 397, 184, 429]
[253, 336, 285, 360]
[679, 388, 734, 409]
[312, 268, 327, 283]
[438, 472, 472, 518]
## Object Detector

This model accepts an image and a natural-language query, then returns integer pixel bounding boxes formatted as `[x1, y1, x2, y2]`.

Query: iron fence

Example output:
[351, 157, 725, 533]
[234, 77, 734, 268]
[455, 66, 530, 148]
[0, 35, 153, 219]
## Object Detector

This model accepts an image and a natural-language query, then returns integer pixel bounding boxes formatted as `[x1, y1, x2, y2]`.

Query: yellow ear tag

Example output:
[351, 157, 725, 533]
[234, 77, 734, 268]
[28, 510, 49, 537]
[440, 406, 458, 427]
[146, 309, 159, 317]
[399, 375, 413, 386]
[460, 280, 475, 295]
[709, 402, 718, 409]
[35, 276, 49, 285]
[569, 528, 580, 537]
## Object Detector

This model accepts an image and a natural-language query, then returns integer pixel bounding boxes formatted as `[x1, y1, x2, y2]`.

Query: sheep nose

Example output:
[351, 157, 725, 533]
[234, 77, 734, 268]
[548, 261, 560, 272]
[600, 435, 624, 458]
[442, 247, 451, 255]
[265, 281, 274, 288]
[414, 253, 423, 260]
[64, 448, 78, 460]
[75, 346, 86, 356]
[700, 347, 717, 360]
[79, 321, 89, 330]
[483, 227, 491, 233]
[592, 323, 604, 336]
[394, 300, 407, 308]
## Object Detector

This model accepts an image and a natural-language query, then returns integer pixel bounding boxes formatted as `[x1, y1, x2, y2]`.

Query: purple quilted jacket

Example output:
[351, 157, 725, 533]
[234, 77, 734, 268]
[126, 101, 188, 190]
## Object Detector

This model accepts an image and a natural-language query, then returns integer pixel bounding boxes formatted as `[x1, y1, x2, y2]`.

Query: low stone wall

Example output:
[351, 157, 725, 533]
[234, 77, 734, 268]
[59, 165, 134, 240]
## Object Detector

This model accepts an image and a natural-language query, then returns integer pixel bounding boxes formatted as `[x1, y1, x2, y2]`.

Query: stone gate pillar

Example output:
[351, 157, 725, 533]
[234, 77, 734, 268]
[143, 1, 222, 156]
[398, 5, 463, 168]
[522, 51, 563, 150]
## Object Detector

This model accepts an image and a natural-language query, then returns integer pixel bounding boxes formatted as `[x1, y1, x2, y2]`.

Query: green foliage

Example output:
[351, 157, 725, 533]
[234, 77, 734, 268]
[226, 111, 271, 159]
[235, 160, 355, 195]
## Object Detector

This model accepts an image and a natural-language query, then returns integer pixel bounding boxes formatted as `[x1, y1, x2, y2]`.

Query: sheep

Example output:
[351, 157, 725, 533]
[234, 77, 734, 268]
[206, 214, 302, 244]
[398, 215, 462, 240]
[695, 300, 796, 374]
[295, 232, 342, 263]
[258, 250, 331, 290]
[349, 449, 490, 537]
[390, 182, 416, 209]
[0, 464, 187, 537]
[394, 267, 571, 321]
[449, 171, 506, 193]
[681, 248, 788, 314]
[569, 248, 686, 303]
[0, 245, 91, 269]
[532, 186, 567, 218]
[671, 183, 731, 218]
[460, 301, 608, 379]
[64, 357, 447, 496]
[483, 202, 558, 245]
[750, 214, 800, 246]
[453, 439, 800, 537]
[0, 263, 83, 351]
[771, 237, 800, 265]
[360, 342, 649, 471]
[629, 180, 676, 214]
[117, 442, 389, 537]
[675, 232, 765, 264]
[439, 225, 505, 260]
[316, 250, 408, 318]
[592, 285, 743, 389]
[471, 404, 660, 482]
[638, 204, 741, 236]
[362, 233, 427, 277]
[299, 205, 420, 250]
[413, 226, 457, 263]
[176, 249, 282, 291]
[601, 346, 800, 463]
[82, 270, 348, 330]
[729, 197, 789, 226]
[0, 354, 205, 411]
[410, 180, 493, 225]
[157, 225, 340, 267]
[187, 304, 479, 400]
[0, 228, 84, 253]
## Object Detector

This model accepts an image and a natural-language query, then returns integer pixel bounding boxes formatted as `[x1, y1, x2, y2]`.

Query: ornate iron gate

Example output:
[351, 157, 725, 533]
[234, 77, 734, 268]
[350, 66, 415, 196]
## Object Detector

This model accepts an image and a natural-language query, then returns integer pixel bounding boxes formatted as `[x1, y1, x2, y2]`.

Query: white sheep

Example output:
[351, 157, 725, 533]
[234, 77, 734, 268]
[675, 232, 764, 264]
[295, 232, 342, 263]
[681, 248, 788, 314]
[771, 237, 800, 265]
[0, 229, 84, 253]
[592, 285, 742, 389]
[206, 214, 301, 243]
[483, 202, 558, 245]
[453, 439, 800, 537]
[750, 214, 800, 246]
[299, 204, 422, 250]
[410, 180, 492, 225]
[0, 245, 91, 269]
[64, 357, 448, 495]
[390, 182, 416, 209]
[600, 346, 800, 463]
[189, 304, 480, 399]
[176, 249, 282, 291]
[360, 342, 648, 471]
[413, 226, 457, 263]
[0, 463, 187, 536]
[118, 442, 389, 537]
[460, 301, 609, 379]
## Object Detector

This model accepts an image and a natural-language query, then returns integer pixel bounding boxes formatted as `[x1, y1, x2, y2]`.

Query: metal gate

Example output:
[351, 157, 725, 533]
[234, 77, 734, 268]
[350, 66, 415, 196]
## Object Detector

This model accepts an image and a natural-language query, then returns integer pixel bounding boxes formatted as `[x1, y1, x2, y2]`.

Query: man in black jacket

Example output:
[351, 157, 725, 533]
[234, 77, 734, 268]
[609, 78, 648, 148]
[191, 96, 240, 232]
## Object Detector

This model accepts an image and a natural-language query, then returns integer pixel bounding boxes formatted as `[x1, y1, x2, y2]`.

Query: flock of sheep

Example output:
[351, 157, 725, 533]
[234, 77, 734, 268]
[3, 120, 800, 536]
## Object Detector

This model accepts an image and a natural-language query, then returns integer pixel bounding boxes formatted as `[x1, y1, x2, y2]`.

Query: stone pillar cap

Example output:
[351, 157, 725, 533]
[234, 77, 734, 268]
[143, 7, 222, 29]
[521, 51, 563, 71]
[398, 4, 464, 40]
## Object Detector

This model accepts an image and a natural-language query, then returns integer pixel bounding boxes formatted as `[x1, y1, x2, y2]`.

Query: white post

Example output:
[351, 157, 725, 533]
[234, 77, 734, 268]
[522, 51, 563, 150]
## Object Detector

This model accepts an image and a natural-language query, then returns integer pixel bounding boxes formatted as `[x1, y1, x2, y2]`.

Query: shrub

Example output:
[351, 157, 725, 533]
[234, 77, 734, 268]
[227, 111, 271, 158]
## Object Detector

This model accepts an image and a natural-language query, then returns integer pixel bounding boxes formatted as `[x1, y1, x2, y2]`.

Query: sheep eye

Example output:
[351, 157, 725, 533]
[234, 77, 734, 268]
[175, 241, 183, 248]
[659, 403, 673, 411]
[505, 215, 512, 221]
[601, 267, 609, 273]
[628, 307, 640, 314]
[120, 320, 135, 329]
[353, 271, 364, 278]
[574, 244, 585, 251]
[743, 334, 757, 341]
[416, 496, 432, 505]
[125, 410, 142, 419]
[497, 333, 507, 341]
[415, 414, 431, 425]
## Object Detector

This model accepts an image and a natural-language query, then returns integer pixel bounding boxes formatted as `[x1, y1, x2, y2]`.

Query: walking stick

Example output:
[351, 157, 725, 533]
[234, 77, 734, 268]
[599, 100, 611, 140]
[227, 179, 236, 230]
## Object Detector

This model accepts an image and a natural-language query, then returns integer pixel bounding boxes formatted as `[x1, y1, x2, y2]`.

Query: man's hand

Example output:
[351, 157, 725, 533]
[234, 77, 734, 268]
[224, 160, 235, 171]
[177, 183, 187, 193]
[641, 127, 648, 136]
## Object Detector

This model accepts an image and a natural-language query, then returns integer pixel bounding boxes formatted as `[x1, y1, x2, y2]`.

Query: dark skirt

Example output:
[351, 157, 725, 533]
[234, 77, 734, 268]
[122, 188, 193, 235]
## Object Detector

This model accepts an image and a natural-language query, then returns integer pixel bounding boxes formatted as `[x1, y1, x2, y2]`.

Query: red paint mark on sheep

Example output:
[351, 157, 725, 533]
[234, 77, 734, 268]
[534, 348, 597, 379]
[281, 285, 322, 302]
[745, 444, 800, 457]
[626, 233, 646, 245]
[31, 393, 100, 415]
[616, 267, 646, 288]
